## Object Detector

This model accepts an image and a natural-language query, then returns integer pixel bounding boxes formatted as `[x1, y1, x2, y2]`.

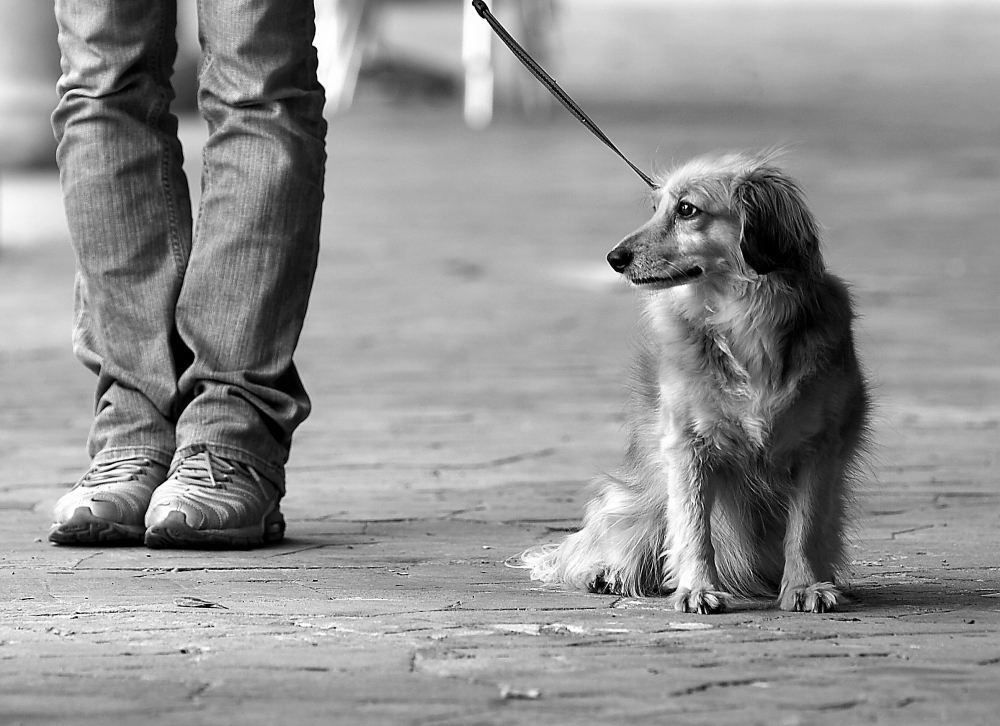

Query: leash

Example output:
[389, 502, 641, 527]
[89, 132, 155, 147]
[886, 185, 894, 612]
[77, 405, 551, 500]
[471, 0, 657, 189]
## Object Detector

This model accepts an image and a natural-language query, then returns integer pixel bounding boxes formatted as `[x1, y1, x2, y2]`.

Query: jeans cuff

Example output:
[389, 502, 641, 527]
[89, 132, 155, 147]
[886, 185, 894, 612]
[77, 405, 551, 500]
[92, 446, 174, 469]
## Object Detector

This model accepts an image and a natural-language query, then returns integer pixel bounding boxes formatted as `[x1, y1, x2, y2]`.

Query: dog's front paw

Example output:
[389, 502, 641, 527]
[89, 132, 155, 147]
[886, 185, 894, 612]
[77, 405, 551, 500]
[670, 587, 730, 614]
[779, 582, 843, 613]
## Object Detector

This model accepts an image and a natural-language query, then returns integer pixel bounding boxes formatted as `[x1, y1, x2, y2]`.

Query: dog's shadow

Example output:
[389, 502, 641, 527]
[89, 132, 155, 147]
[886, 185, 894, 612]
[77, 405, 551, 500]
[845, 582, 998, 614]
[592, 581, 997, 615]
[721, 582, 997, 614]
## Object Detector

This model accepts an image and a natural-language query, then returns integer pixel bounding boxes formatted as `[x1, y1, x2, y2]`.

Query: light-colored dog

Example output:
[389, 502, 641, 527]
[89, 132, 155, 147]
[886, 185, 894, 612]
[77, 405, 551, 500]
[523, 152, 869, 613]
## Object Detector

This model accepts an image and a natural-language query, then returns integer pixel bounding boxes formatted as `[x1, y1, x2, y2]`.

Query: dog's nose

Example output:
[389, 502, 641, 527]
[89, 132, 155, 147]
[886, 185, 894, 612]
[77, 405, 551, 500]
[607, 247, 633, 273]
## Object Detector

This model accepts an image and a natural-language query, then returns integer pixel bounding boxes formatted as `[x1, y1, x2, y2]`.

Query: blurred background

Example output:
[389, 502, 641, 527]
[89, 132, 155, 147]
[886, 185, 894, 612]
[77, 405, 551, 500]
[2, 0, 998, 243]
[2, 0, 998, 240]
[0, 1, 998, 513]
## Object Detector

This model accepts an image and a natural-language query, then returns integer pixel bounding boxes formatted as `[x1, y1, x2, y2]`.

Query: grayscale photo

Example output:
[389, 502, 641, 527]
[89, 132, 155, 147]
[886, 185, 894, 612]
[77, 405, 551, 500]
[1, 0, 997, 722]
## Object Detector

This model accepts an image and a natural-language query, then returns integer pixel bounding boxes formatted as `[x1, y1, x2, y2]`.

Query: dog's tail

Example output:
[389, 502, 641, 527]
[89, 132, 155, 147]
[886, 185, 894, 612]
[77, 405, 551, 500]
[514, 536, 604, 591]
[511, 543, 562, 581]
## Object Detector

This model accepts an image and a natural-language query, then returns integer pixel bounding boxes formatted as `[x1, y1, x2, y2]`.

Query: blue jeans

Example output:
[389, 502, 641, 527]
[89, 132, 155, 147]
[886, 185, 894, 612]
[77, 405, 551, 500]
[51, 0, 327, 491]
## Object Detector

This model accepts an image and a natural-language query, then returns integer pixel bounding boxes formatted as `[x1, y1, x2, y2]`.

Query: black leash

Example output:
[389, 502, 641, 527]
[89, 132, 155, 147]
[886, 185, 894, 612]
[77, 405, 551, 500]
[471, 0, 657, 189]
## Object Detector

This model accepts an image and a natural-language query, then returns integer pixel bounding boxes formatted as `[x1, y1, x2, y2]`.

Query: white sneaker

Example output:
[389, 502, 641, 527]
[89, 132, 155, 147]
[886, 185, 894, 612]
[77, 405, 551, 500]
[144, 450, 284, 549]
[49, 457, 167, 544]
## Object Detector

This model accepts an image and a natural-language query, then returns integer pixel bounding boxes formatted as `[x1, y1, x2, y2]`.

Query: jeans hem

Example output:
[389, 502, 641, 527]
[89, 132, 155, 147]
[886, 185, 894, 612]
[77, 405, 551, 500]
[92, 446, 174, 469]
[173, 443, 286, 495]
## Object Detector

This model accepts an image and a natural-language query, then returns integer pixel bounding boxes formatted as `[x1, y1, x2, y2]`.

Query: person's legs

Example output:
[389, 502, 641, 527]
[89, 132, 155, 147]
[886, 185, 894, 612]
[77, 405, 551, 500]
[50, 0, 189, 542]
[144, 0, 327, 547]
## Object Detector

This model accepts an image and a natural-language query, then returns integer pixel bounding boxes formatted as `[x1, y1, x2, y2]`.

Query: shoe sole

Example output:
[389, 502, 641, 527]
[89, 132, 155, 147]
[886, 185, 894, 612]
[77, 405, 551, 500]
[143, 509, 285, 549]
[49, 508, 145, 545]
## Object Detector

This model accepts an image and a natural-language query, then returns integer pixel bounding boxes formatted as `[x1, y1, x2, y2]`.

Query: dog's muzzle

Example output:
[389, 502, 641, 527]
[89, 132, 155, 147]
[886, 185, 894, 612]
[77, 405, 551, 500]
[607, 246, 703, 287]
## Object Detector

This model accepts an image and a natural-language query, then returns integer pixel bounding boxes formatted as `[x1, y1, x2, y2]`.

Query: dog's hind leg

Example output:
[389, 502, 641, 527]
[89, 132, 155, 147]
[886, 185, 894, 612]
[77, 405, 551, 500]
[778, 455, 849, 613]
[521, 482, 664, 596]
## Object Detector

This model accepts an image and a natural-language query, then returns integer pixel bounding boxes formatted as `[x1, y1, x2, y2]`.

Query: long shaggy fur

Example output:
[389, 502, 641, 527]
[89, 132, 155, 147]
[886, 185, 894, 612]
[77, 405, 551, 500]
[521, 152, 870, 613]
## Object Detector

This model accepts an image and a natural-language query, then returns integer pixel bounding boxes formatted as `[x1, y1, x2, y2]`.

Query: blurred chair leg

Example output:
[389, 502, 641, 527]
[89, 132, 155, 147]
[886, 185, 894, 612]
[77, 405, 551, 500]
[0, 0, 60, 168]
[462, 0, 494, 128]
[316, 0, 371, 115]
[317, 0, 557, 125]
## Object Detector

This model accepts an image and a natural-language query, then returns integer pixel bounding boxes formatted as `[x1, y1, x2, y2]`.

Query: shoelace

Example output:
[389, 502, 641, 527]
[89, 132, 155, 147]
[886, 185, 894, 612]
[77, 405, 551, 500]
[81, 457, 154, 487]
[170, 451, 235, 489]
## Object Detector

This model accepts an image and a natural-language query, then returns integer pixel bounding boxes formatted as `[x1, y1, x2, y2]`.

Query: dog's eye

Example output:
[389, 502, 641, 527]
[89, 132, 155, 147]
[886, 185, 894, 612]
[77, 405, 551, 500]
[676, 201, 701, 219]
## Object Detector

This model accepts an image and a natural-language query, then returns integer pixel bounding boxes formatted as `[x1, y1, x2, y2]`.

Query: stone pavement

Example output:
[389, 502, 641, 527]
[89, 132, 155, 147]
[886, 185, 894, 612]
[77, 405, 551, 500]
[2, 2, 1000, 724]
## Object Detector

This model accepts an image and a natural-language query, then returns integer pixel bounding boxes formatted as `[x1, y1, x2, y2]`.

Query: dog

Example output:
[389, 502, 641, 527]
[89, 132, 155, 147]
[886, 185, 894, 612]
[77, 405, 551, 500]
[522, 151, 870, 613]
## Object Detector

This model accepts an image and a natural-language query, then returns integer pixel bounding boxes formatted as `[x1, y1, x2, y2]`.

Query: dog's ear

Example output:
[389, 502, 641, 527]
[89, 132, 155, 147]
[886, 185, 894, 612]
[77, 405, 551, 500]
[733, 166, 820, 275]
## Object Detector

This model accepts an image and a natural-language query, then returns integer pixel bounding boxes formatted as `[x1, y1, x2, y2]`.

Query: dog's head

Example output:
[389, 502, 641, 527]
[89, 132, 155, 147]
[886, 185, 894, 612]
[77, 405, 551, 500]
[607, 153, 823, 291]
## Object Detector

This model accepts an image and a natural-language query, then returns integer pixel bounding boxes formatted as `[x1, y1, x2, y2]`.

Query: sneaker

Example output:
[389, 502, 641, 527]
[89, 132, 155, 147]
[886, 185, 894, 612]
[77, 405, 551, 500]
[49, 457, 168, 544]
[143, 450, 285, 549]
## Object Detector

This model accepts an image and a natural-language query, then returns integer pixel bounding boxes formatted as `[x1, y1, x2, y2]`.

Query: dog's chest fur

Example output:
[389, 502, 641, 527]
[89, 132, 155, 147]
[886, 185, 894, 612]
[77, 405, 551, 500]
[648, 291, 801, 462]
